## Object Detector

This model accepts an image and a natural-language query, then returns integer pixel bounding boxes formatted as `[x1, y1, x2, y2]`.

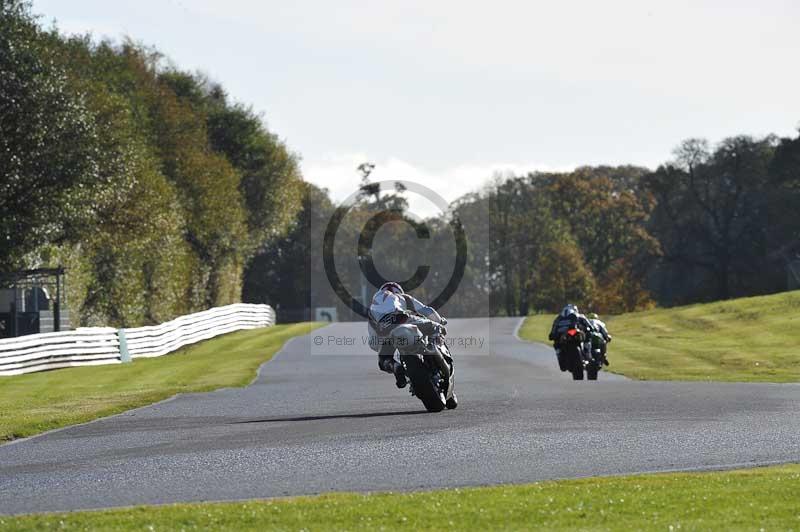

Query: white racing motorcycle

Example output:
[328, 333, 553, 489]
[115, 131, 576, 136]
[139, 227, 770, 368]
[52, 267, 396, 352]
[390, 317, 457, 412]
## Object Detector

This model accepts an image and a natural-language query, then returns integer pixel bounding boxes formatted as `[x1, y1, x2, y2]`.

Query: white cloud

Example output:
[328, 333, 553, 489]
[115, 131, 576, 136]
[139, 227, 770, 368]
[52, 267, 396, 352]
[302, 154, 575, 217]
[34, 0, 799, 187]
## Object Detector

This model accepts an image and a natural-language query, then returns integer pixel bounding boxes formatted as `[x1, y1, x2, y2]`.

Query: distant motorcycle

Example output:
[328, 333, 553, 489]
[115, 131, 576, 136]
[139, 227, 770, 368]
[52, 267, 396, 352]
[557, 326, 603, 380]
[391, 318, 457, 412]
[587, 330, 609, 380]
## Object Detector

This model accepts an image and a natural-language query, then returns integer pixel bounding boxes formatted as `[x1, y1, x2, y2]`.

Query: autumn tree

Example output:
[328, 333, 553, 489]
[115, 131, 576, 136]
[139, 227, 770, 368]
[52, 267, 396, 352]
[1, 2, 304, 326]
[532, 239, 596, 312]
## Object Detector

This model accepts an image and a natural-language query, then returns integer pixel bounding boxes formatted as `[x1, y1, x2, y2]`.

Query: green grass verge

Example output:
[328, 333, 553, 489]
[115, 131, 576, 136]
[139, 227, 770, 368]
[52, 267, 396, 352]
[3, 464, 799, 530]
[519, 290, 800, 382]
[0, 322, 322, 442]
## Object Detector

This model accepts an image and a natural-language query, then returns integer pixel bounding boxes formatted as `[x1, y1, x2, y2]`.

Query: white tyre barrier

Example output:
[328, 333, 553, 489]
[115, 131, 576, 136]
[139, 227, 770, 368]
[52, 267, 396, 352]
[0, 303, 275, 376]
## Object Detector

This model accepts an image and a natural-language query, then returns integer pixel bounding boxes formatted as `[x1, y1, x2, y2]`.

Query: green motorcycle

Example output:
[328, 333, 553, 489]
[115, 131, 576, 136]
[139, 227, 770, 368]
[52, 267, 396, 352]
[587, 330, 608, 380]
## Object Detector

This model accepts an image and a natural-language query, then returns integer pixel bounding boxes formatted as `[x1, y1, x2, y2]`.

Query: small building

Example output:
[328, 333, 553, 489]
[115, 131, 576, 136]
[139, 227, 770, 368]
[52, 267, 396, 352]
[0, 268, 71, 339]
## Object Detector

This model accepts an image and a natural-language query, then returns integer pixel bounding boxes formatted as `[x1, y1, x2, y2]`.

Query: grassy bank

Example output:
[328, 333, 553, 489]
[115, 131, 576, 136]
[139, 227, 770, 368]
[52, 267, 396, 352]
[519, 290, 800, 382]
[3, 464, 798, 530]
[0, 322, 322, 441]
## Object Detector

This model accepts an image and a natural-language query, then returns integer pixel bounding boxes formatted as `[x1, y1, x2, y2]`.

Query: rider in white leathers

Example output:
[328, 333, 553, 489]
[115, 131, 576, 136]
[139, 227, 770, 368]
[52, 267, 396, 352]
[367, 281, 446, 388]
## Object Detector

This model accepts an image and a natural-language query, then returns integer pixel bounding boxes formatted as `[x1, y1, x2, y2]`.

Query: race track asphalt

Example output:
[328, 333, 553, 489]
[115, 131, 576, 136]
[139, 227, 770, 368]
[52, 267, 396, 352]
[1, 318, 799, 514]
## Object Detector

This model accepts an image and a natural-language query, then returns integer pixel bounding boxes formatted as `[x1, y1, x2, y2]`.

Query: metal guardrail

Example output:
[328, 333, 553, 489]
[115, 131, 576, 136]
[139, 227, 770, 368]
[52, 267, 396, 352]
[0, 304, 275, 376]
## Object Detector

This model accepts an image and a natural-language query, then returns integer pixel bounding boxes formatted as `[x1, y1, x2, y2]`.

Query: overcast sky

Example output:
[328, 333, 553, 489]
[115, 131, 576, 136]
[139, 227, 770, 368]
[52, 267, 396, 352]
[34, 0, 800, 210]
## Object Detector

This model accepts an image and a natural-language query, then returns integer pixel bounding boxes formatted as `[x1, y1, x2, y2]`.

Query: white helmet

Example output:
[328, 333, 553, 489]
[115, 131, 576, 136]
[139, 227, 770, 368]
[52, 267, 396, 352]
[379, 281, 404, 295]
[560, 304, 579, 317]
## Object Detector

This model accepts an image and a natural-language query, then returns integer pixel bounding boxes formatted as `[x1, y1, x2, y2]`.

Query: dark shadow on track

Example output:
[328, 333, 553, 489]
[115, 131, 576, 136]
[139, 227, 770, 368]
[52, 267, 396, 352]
[231, 410, 430, 424]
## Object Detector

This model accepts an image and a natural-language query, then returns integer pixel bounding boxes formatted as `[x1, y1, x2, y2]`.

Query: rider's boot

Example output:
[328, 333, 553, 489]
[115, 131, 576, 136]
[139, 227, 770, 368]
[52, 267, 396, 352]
[600, 345, 610, 366]
[582, 342, 594, 364]
[393, 361, 407, 388]
[380, 358, 407, 388]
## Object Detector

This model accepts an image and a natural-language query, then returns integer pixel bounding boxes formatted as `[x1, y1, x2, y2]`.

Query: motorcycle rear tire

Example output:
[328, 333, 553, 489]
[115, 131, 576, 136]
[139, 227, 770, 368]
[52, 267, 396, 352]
[403, 355, 446, 412]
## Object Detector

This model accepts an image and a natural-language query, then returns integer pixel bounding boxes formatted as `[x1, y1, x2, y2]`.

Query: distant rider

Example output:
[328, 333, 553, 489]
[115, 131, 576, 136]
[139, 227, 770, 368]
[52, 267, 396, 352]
[367, 282, 446, 388]
[586, 312, 612, 366]
[548, 304, 595, 371]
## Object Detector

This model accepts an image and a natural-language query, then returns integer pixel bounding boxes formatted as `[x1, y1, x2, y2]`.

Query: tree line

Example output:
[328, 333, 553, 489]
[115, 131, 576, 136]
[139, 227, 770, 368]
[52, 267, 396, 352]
[1, 1, 303, 326]
[467, 135, 800, 315]
[4, 2, 799, 325]
[252, 134, 800, 320]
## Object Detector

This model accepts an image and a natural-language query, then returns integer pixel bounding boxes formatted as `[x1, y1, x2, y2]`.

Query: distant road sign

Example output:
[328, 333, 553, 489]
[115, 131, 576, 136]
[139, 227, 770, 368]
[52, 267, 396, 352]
[315, 307, 338, 322]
